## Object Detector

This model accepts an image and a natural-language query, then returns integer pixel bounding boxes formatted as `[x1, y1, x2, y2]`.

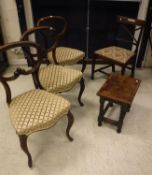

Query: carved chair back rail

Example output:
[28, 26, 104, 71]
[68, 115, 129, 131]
[0, 41, 74, 168]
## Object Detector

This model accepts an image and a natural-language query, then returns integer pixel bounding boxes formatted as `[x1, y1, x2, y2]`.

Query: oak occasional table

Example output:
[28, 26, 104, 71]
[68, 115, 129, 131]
[97, 73, 141, 133]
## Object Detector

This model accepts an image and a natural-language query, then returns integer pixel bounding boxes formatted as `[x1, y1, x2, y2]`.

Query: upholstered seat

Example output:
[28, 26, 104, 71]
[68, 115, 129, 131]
[9, 90, 70, 136]
[21, 26, 85, 106]
[0, 41, 74, 168]
[39, 64, 82, 93]
[37, 15, 86, 72]
[92, 16, 145, 78]
[47, 46, 85, 65]
[95, 46, 135, 64]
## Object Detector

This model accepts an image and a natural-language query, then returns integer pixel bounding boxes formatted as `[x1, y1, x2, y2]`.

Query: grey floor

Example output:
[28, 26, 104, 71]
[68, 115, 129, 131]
[0, 65, 152, 175]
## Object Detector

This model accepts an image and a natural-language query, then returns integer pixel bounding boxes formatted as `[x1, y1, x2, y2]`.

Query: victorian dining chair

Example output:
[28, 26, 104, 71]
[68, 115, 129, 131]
[0, 41, 74, 167]
[37, 15, 86, 72]
[20, 26, 85, 106]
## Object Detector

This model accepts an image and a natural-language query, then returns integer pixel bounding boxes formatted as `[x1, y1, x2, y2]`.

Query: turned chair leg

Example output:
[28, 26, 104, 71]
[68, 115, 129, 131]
[18, 135, 32, 168]
[78, 77, 85, 106]
[66, 110, 74, 141]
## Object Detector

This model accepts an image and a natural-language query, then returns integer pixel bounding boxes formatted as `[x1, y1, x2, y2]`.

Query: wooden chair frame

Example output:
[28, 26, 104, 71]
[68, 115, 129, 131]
[37, 15, 86, 72]
[21, 26, 85, 106]
[0, 41, 74, 168]
[91, 16, 145, 79]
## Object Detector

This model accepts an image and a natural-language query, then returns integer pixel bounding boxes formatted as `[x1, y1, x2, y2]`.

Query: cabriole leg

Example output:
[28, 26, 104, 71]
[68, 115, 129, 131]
[18, 135, 32, 168]
[78, 77, 85, 106]
[66, 110, 74, 141]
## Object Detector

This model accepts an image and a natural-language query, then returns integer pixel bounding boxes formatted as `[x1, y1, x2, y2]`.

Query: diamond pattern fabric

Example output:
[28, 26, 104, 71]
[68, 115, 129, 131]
[39, 65, 82, 93]
[47, 46, 85, 65]
[9, 89, 70, 136]
[95, 46, 135, 64]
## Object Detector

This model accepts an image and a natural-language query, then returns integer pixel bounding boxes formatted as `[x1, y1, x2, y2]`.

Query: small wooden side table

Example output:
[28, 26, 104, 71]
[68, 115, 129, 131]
[97, 73, 141, 133]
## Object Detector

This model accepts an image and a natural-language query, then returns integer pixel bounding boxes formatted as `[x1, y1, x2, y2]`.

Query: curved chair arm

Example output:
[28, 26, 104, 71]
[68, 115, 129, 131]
[0, 41, 43, 104]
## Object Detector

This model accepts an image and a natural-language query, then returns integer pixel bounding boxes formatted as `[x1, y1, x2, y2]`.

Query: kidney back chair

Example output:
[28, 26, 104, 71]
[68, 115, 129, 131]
[37, 15, 86, 72]
[0, 41, 74, 168]
[20, 26, 85, 106]
[91, 16, 145, 79]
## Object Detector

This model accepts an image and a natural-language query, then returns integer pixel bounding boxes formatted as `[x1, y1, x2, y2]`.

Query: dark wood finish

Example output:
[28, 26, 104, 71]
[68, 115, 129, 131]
[98, 97, 105, 126]
[21, 26, 54, 65]
[37, 15, 86, 71]
[81, 59, 87, 73]
[20, 25, 60, 64]
[117, 16, 145, 26]
[0, 41, 42, 104]
[21, 26, 85, 106]
[37, 16, 68, 65]
[66, 110, 74, 141]
[97, 73, 141, 105]
[97, 73, 141, 133]
[102, 117, 118, 126]
[117, 104, 128, 133]
[78, 77, 85, 106]
[0, 41, 41, 167]
[0, 41, 75, 167]
[92, 16, 145, 79]
[19, 135, 32, 168]
[37, 16, 68, 45]
[0, 41, 43, 167]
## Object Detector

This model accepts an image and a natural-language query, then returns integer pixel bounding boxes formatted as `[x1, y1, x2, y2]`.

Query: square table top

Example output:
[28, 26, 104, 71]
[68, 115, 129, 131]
[97, 73, 141, 105]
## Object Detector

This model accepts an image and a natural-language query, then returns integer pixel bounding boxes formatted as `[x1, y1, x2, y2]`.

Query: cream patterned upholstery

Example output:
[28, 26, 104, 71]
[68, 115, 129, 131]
[47, 46, 85, 65]
[9, 89, 70, 136]
[39, 65, 82, 93]
[95, 46, 135, 64]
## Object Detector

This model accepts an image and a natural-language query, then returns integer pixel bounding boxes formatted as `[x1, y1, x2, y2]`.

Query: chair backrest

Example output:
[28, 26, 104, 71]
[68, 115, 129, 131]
[0, 41, 43, 104]
[116, 16, 145, 54]
[37, 15, 68, 46]
[21, 26, 57, 64]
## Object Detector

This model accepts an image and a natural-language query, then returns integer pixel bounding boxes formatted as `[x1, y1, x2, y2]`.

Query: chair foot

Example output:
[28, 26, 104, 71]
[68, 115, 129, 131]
[18, 135, 32, 168]
[117, 129, 121, 133]
[66, 110, 74, 141]
[98, 122, 102, 126]
[78, 77, 85, 106]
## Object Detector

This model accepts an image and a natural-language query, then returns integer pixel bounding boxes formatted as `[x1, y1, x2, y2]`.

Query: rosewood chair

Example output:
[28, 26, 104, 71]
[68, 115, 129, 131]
[37, 15, 86, 72]
[0, 41, 74, 167]
[20, 26, 85, 106]
[91, 16, 145, 79]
